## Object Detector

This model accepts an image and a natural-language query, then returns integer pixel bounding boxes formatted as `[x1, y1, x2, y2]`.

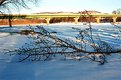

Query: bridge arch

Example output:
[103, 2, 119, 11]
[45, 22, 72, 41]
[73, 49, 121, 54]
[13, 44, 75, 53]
[48, 17, 75, 24]
[100, 17, 113, 23]
[116, 17, 121, 22]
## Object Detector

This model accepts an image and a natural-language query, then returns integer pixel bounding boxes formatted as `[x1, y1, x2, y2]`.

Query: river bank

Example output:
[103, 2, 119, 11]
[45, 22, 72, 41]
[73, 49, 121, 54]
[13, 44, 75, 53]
[0, 22, 120, 27]
[1, 18, 121, 27]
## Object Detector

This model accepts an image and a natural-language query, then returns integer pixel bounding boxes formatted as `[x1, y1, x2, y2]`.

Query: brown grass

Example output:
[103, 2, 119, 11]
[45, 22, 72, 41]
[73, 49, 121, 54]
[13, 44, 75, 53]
[0, 19, 46, 26]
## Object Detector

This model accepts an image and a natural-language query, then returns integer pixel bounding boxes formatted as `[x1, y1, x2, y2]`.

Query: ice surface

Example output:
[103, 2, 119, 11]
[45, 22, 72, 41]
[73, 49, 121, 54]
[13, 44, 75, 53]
[0, 23, 121, 80]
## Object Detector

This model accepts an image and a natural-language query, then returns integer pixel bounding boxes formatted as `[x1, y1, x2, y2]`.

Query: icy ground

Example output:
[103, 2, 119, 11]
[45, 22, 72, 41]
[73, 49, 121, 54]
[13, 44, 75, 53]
[0, 23, 121, 80]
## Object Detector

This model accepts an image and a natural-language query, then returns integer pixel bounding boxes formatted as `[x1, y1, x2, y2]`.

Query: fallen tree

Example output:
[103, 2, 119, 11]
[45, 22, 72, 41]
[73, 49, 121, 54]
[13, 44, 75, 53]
[4, 12, 121, 65]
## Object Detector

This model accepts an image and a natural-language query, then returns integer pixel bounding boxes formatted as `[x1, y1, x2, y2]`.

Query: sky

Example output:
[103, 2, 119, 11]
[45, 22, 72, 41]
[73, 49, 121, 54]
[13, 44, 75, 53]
[14, 0, 121, 14]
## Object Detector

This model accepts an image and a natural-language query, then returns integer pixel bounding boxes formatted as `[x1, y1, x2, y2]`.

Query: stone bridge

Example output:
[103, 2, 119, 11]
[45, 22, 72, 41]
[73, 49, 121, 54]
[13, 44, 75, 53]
[1, 13, 121, 24]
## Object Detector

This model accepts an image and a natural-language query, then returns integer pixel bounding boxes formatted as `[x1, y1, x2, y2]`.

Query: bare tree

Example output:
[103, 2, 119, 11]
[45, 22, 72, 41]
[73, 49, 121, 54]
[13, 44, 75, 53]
[112, 10, 117, 14]
[4, 11, 121, 65]
[0, 0, 38, 27]
[112, 8, 121, 14]
[0, 0, 38, 13]
[5, 24, 112, 65]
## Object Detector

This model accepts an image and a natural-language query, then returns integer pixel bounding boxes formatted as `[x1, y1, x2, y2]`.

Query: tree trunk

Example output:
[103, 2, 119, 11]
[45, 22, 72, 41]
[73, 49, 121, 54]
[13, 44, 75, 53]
[8, 16, 12, 27]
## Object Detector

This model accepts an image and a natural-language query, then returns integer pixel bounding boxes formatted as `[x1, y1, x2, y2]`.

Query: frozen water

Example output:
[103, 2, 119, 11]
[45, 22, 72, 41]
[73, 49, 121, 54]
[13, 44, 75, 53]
[0, 23, 121, 80]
